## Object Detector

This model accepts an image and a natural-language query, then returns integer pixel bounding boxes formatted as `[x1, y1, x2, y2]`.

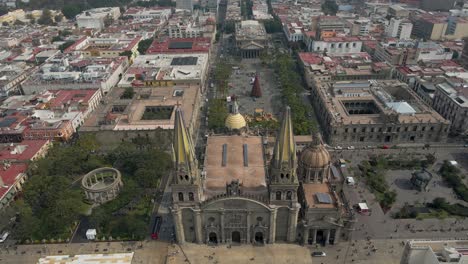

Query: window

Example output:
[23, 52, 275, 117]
[413, 126, 418, 131]
[338, 43, 342, 48]
[361, 128, 366, 133]
[353, 128, 357, 133]
[378, 128, 383, 132]
[422, 126, 426, 131]
[276, 191, 282, 200]
[405, 127, 408, 132]
[345, 128, 349, 133]
[387, 127, 392, 132]
[178, 192, 184, 201]
[286, 191, 292, 200]
[352, 43, 356, 47]
[185, 175, 189, 181]
[371, 127, 375, 132]
[396, 127, 400, 132]
[346, 43, 349, 48]
[331, 43, 335, 48]
[189, 192, 194, 201]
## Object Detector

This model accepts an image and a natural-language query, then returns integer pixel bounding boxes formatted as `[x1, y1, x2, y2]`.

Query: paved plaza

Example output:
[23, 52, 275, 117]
[227, 59, 282, 117]
[167, 243, 313, 264]
[0, 241, 169, 264]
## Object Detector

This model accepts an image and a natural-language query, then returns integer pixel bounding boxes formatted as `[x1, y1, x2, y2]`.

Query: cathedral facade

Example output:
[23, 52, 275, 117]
[171, 106, 354, 245]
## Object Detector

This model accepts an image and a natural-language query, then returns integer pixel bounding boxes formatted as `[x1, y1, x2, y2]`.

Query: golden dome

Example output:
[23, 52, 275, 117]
[299, 143, 330, 169]
[225, 113, 247, 130]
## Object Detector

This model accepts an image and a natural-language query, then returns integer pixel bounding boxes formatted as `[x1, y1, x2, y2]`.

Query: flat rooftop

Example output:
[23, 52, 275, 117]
[203, 135, 267, 198]
[302, 183, 337, 209]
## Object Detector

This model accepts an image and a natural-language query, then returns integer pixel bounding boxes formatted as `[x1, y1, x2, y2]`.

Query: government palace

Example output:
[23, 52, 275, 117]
[170, 102, 355, 245]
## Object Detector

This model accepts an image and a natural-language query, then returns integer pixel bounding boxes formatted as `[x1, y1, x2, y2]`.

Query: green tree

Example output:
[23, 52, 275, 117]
[54, 14, 63, 22]
[119, 50, 133, 59]
[52, 35, 64, 42]
[137, 38, 153, 54]
[59, 40, 75, 52]
[321, 0, 339, 16]
[14, 19, 25, 26]
[121, 87, 135, 99]
[38, 9, 54, 25]
[62, 4, 82, 19]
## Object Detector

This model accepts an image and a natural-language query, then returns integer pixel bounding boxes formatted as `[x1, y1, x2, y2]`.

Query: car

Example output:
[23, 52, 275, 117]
[347, 146, 355, 150]
[0, 231, 9, 243]
[311, 251, 326, 257]
[334, 146, 343, 150]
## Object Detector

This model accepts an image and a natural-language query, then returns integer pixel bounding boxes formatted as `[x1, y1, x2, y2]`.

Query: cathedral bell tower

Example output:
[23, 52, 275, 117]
[269, 106, 299, 204]
[171, 108, 202, 204]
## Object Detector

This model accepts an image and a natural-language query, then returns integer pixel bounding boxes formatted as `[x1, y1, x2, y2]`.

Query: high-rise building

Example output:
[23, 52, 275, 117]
[176, 0, 194, 12]
[386, 18, 413, 40]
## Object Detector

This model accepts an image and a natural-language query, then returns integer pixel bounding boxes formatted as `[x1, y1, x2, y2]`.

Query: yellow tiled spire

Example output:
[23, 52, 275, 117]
[173, 108, 196, 172]
[273, 106, 296, 168]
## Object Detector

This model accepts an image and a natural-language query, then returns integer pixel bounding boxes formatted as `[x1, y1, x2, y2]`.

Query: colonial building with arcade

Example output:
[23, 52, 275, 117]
[170, 105, 355, 245]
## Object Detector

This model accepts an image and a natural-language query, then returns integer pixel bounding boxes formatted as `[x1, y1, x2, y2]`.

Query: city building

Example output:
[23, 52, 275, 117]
[76, 7, 121, 30]
[177, 0, 194, 13]
[235, 20, 267, 58]
[0, 62, 32, 97]
[22, 54, 129, 94]
[118, 53, 209, 90]
[347, 19, 370, 36]
[432, 79, 468, 134]
[310, 79, 450, 145]
[170, 106, 353, 245]
[146, 37, 211, 55]
[0, 140, 51, 162]
[374, 40, 417, 65]
[298, 52, 391, 88]
[393, 60, 466, 105]
[123, 7, 172, 21]
[307, 37, 363, 55]
[401, 240, 468, 264]
[81, 84, 201, 143]
[388, 5, 410, 18]
[167, 10, 216, 40]
[386, 18, 413, 40]
[284, 22, 304, 43]
[225, 0, 242, 22]
[64, 36, 142, 61]
[0, 163, 28, 210]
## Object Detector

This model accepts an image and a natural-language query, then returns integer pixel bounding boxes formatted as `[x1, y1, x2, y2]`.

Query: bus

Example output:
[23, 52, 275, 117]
[151, 216, 162, 240]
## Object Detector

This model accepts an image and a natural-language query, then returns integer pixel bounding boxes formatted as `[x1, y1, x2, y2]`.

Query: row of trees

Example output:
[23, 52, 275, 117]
[358, 159, 397, 210]
[274, 53, 316, 135]
[438, 161, 468, 202]
[207, 61, 232, 131]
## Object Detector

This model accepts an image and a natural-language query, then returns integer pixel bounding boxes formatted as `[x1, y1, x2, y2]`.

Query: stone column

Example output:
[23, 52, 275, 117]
[172, 207, 185, 244]
[194, 209, 203, 244]
[302, 227, 309, 245]
[220, 210, 225, 243]
[269, 207, 277, 243]
[334, 228, 341, 244]
[287, 205, 299, 243]
[325, 229, 331, 246]
[246, 211, 251, 243]
[312, 229, 317, 244]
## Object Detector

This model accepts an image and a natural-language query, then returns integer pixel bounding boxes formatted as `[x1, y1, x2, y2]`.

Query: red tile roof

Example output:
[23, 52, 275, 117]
[0, 140, 49, 161]
[0, 163, 27, 200]
[146, 37, 211, 54]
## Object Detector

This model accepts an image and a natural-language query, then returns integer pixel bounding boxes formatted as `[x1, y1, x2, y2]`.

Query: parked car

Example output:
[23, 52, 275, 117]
[311, 251, 326, 257]
[347, 146, 355, 150]
[334, 146, 343, 150]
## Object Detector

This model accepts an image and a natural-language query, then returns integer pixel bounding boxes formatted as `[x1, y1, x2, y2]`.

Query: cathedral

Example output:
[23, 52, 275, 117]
[171, 105, 354, 245]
